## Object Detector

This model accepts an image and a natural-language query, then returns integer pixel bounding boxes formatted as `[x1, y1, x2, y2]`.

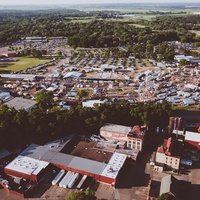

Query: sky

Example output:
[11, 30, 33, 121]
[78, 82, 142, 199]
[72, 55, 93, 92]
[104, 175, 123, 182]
[0, 0, 199, 5]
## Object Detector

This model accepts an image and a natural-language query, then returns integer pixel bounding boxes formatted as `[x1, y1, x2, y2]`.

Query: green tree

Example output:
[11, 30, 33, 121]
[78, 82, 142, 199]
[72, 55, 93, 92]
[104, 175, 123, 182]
[179, 59, 187, 66]
[57, 50, 63, 57]
[157, 193, 175, 200]
[35, 91, 54, 110]
[67, 188, 96, 200]
[77, 90, 89, 100]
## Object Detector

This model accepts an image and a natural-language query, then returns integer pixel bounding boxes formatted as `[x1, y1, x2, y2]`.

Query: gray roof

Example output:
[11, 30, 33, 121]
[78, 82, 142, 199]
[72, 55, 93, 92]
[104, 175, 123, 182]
[159, 175, 171, 196]
[20, 137, 73, 161]
[159, 175, 179, 197]
[5, 97, 36, 111]
[20, 139, 106, 176]
[68, 155, 106, 175]
[32, 150, 106, 175]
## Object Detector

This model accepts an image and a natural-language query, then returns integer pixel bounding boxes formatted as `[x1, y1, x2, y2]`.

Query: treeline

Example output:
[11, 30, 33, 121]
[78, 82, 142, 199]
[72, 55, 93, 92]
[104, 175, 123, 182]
[150, 15, 200, 31]
[0, 100, 172, 150]
[1, 12, 199, 48]
[68, 21, 191, 48]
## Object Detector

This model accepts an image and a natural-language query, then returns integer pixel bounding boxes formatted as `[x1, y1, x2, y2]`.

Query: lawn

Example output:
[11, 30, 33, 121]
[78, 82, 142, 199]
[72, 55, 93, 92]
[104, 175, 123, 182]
[0, 57, 50, 72]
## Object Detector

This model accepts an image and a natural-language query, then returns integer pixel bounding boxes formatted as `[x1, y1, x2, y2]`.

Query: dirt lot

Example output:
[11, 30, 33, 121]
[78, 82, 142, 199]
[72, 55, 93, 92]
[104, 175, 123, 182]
[0, 190, 21, 200]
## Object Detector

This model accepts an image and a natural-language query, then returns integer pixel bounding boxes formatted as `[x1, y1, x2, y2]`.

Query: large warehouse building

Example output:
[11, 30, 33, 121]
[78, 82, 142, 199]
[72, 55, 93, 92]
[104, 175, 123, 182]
[4, 138, 127, 186]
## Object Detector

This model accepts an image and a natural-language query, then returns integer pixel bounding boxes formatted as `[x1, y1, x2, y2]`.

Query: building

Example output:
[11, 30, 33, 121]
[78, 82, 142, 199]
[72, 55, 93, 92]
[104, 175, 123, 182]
[168, 117, 184, 134]
[100, 124, 145, 151]
[4, 155, 50, 182]
[24, 37, 48, 43]
[185, 131, 200, 150]
[100, 153, 127, 185]
[82, 99, 106, 108]
[127, 126, 144, 151]
[4, 139, 127, 186]
[0, 74, 40, 81]
[148, 175, 180, 200]
[0, 51, 17, 58]
[0, 92, 12, 102]
[63, 71, 82, 79]
[4, 97, 36, 111]
[154, 138, 181, 172]
[100, 124, 131, 142]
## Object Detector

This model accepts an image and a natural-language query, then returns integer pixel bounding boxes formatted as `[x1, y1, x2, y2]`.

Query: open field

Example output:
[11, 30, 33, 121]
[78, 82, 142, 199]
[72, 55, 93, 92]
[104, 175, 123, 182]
[0, 57, 50, 72]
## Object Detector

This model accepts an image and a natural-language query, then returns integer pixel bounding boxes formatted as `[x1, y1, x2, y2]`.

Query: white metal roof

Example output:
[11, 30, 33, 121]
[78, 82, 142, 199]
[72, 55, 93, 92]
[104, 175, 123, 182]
[63, 72, 82, 79]
[100, 152, 127, 179]
[185, 131, 200, 143]
[82, 100, 106, 108]
[5, 155, 49, 176]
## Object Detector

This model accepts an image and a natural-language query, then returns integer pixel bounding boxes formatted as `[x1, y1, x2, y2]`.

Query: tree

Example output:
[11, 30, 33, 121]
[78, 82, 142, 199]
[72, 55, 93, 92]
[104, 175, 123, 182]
[57, 50, 63, 57]
[179, 59, 187, 66]
[77, 89, 89, 100]
[35, 91, 54, 110]
[157, 193, 175, 200]
[66, 188, 96, 200]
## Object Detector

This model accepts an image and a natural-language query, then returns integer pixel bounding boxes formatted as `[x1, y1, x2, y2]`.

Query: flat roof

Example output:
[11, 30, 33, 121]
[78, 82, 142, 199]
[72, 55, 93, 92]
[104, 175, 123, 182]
[5, 97, 36, 111]
[100, 152, 127, 179]
[100, 124, 131, 135]
[20, 137, 73, 160]
[159, 175, 171, 196]
[5, 155, 49, 176]
[8, 139, 127, 180]
[20, 142, 106, 176]
[41, 151, 106, 176]
[71, 141, 112, 163]
[185, 131, 200, 143]
[0, 74, 37, 81]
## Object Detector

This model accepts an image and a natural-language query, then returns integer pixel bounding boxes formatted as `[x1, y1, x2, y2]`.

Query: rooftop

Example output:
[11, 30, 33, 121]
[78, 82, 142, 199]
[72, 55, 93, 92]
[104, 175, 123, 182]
[71, 141, 112, 163]
[41, 151, 107, 176]
[185, 131, 200, 143]
[5, 155, 49, 176]
[100, 124, 131, 135]
[4, 97, 36, 111]
[20, 137, 73, 160]
[100, 152, 127, 179]
[128, 125, 144, 139]
[0, 74, 38, 81]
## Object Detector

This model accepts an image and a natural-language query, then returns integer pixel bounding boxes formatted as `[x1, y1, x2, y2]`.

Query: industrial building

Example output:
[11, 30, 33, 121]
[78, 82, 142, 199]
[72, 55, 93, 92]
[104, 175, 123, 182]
[100, 124, 145, 151]
[4, 138, 128, 186]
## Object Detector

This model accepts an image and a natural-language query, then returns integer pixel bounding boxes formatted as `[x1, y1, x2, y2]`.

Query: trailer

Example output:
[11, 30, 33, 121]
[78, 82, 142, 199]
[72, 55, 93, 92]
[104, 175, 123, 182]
[77, 175, 87, 189]
[59, 171, 72, 188]
[68, 173, 79, 188]
[52, 170, 65, 186]
[63, 172, 75, 188]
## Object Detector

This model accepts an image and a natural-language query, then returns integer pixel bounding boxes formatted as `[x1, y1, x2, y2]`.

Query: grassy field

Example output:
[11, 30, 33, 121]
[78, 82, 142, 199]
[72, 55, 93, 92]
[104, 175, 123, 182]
[0, 57, 50, 72]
